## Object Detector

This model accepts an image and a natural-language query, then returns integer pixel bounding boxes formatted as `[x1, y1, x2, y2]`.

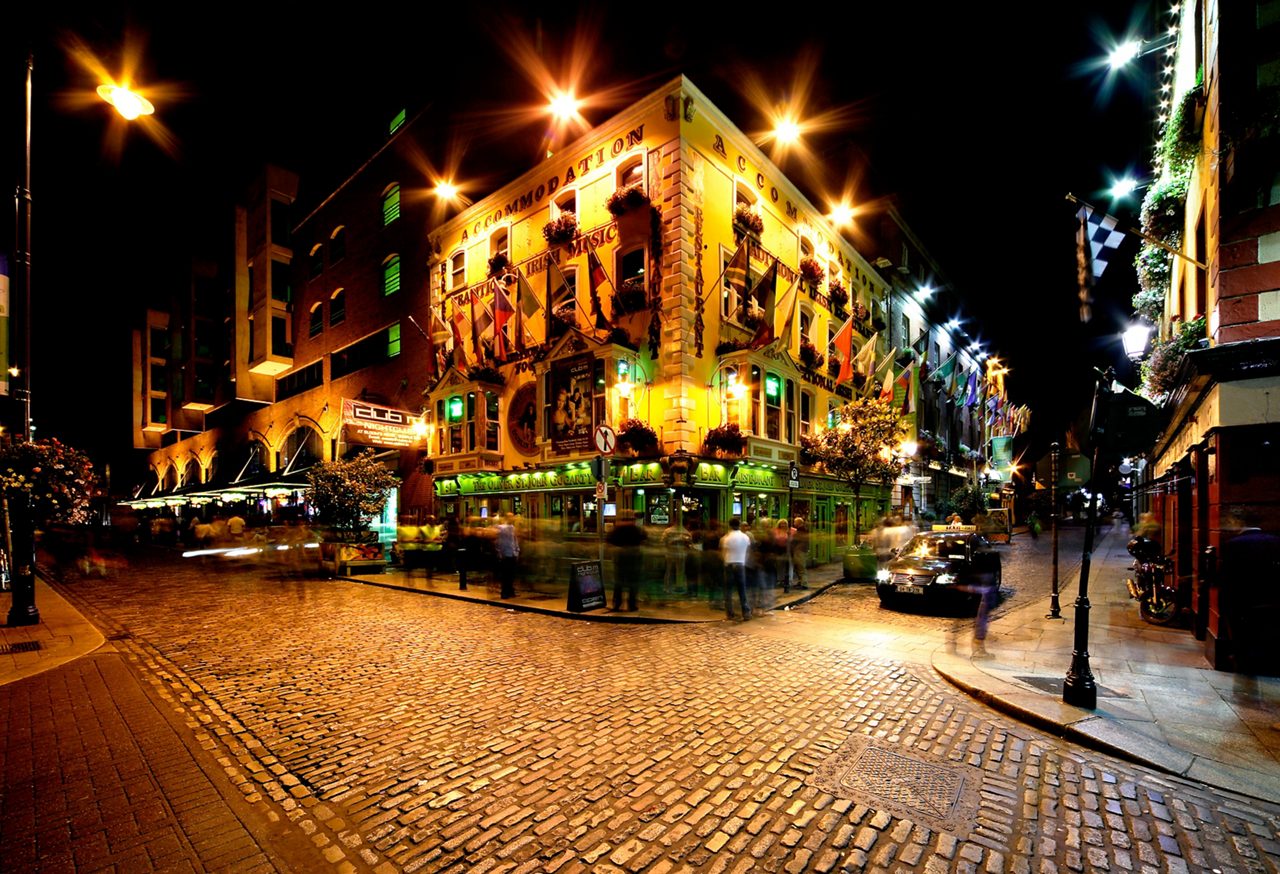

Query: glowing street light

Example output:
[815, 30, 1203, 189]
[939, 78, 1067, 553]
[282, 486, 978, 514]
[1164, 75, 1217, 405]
[1108, 39, 1142, 70]
[96, 83, 155, 120]
[549, 91, 581, 123]
[829, 202, 856, 227]
[434, 180, 459, 202]
[774, 117, 801, 145]
[1109, 176, 1140, 199]
[1122, 322, 1153, 361]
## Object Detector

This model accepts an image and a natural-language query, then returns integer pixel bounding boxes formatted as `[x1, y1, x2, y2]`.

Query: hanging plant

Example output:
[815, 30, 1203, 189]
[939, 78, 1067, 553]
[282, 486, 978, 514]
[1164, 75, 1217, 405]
[799, 340, 824, 370]
[1141, 175, 1189, 245]
[465, 364, 505, 385]
[715, 338, 750, 356]
[1140, 315, 1206, 400]
[606, 184, 651, 217]
[487, 253, 510, 277]
[852, 302, 870, 323]
[826, 355, 842, 378]
[1132, 289, 1165, 326]
[732, 204, 764, 236]
[617, 418, 660, 456]
[542, 212, 578, 246]
[827, 278, 849, 310]
[611, 278, 648, 315]
[703, 423, 748, 457]
[1159, 85, 1203, 175]
[0, 439, 98, 527]
[799, 257, 824, 286]
[1135, 241, 1172, 297]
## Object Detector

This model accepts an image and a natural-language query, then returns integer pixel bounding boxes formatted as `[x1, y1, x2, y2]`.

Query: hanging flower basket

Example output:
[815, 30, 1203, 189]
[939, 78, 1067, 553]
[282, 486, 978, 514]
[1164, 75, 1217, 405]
[606, 184, 651, 217]
[827, 279, 849, 310]
[542, 213, 578, 247]
[732, 204, 764, 237]
[0, 438, 98, 527]
[799, 257, 824, 287]
[715, 339, 750, 356]
[487, 253, 510, 277]
[703, 423, 748, 457]
[465, 365, 505, 386]
[799, 340, 824, 371]
[617, 418, 660, 457]
[612, 278, 648, 315]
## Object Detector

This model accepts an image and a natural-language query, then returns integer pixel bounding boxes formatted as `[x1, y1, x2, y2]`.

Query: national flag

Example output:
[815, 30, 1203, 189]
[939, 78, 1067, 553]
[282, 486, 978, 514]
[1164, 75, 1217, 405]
[879, 359, 895, 402]
[773, 278, 800, 348]
[895, 361, 915, 414]
[852, 332, 879, 381]
[471, 288, 493, 361]
[832, 316, 855, 383]
[450, 299, 471, 369]
[547, 258, 578, 329]
[964, 367, 979, 407]
[428, 307, 451, 376]
[946, 358, 962, 401]
[1076, 203, 1125, 323]
[511, 268, 541, 350]
[717, 242, 750, 313]
[492, 281, 515, 359]
[747, 259, 781, 350]
[932, 353, 956, 387]
[585, 244, 612, 331]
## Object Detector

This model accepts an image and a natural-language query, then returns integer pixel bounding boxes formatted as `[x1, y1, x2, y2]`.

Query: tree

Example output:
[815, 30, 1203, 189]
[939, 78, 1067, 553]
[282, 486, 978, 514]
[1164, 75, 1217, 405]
[305, 450, 399, 533]
[812, 398, 907, 538]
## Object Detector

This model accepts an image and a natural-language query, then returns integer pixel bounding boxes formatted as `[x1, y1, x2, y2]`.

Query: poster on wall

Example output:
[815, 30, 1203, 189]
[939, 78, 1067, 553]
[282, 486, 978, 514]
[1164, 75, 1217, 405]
[342, 398, 420, 448]
[550, 355, 594, 453]
[507, 382, 539, 456]
[989, 436, 1013, 481]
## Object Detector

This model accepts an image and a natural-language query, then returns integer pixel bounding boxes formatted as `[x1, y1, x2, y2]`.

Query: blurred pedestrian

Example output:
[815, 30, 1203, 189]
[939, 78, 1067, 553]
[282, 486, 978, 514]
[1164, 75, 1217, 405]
[700, 520, 724, 606]
[790, 517, 810, 589]
[721, 517, 751, 620]
[227, 512, 247, 540]
[495, 513, 520, 598]
[607, 510, 646, 612]
[662, 521, 690, 595]
[774, 519, 792, 593]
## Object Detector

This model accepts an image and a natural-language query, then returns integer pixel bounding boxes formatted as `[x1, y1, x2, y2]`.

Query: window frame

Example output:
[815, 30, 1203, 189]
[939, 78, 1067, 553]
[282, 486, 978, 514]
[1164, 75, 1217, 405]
[383, 254, 402, 296]
[309, 302, 324, 338]
[329, 289, 346, 326]
[382, 183, 402, 226]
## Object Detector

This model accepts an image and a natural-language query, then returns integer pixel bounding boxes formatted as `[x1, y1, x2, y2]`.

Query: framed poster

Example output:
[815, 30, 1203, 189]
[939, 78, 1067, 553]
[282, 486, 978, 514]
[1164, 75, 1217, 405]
[507, 382, 539, 456]
[550, 354, 594, 453]
[568, 560, 606, 612]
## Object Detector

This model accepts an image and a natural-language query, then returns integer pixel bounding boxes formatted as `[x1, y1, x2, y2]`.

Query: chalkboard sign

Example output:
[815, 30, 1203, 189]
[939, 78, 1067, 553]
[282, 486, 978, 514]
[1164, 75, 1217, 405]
[568, 560, 606, 612]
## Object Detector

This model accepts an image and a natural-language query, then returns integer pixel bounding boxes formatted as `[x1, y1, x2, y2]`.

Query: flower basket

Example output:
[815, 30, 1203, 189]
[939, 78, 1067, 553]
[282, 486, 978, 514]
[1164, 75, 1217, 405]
[826, 356, 842, 378]
[617, 418, 660, 457]
[607, 327, 639, 350]
[799, 257, 824, 287]
[852, 302, 870, 323]
[799, 340, 824, 371]
[487, 253, 510, 278]
[606, 184, 651, 217]
[703, 423, 747, 458]
[827, 280, 849, 310]
[715, 339, 750, 356]
[542, 213, 578, 247]
[732, 204, 764, 237]
[611, 279, 648, 315]
[0, 439, 98, 527]
[465, 364, 506, 386]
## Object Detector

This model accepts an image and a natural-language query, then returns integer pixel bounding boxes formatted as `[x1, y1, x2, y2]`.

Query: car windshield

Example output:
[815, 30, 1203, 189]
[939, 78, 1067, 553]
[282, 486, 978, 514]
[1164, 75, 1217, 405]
[900, 536, 970, 560]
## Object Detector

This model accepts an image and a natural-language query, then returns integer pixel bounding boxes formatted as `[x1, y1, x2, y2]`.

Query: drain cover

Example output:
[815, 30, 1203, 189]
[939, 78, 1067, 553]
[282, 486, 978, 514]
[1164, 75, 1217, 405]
[809, 734, 979, 835]
[2, 640, 42, 654]
[1013, 675, 1129, 699]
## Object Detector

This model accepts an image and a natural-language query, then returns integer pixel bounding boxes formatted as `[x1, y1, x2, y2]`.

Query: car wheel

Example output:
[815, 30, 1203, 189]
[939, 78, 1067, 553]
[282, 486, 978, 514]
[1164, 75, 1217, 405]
[876, 586, 896, 609]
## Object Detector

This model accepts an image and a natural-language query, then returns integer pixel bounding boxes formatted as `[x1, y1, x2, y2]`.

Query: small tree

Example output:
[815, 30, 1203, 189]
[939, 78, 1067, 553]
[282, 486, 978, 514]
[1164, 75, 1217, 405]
[812, 398, 906, 538]
[305, 450, 399, 533]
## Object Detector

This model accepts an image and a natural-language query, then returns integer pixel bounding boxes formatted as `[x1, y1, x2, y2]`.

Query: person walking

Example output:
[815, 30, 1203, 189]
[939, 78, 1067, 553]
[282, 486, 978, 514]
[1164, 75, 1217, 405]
[495, 513, 520, 599]
[721, 517, 751, 620]
[790, 517, 810, 589]
[700, 520, 724, 608]
[773, 519, 792, 593]
[662, 521, 690, 595]
[607, 510, 646, 612]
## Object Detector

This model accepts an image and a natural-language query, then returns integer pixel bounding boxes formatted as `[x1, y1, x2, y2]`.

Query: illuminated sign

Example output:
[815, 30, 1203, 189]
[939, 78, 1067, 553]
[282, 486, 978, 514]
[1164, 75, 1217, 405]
[342, 398, 421, 449]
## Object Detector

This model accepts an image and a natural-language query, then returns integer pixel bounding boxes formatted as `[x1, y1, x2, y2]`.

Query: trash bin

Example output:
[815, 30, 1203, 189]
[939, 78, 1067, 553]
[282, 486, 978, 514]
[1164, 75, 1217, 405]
[843, 545, 877, 582]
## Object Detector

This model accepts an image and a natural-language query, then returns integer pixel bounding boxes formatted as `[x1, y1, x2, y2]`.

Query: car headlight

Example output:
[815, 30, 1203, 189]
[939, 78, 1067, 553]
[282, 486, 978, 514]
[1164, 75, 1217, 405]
[876, 568, 891, 582]
[936, 573, 956, 586]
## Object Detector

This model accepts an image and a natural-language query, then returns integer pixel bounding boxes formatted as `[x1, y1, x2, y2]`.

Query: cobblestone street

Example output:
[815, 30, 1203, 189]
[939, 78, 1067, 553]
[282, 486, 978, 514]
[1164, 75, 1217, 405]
[5, 539, 1280, 873]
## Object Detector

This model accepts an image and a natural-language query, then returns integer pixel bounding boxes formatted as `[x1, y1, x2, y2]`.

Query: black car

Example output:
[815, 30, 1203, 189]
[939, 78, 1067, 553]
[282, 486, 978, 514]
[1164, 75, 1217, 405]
[875, 530, 1001, 610]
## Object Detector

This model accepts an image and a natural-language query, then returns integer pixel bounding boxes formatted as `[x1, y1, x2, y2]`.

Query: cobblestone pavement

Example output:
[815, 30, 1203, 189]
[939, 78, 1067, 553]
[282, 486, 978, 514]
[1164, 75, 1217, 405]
[11, 541, 1280, 874]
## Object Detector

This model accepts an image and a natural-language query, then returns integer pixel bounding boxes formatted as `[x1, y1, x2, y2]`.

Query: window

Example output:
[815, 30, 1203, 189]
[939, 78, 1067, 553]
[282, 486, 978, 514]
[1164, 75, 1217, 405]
[331, 324, 399, 379]
[150, 397, 167, 425]
[194, 319, 215, 359]
[270, 198, 290, 247]
[750, 365, 762, 435]
[764, 371, 781, 440]
[617, 156, 644, 191]
[330, 289, 346, 326]
[800, 391, 813, 436]
[271, 259, 292, 304]
[901, 313, 911, 348]
[785, 379, 796, 444]
[271, 316, 292, 358]
[150, 362, 168, 393]
[449, 251, 466, 291]
[389, 108, 406, 135]
[330, 226, 346, 263]
[308, 244, 324, 279]
[490, 227, 509, 261]
[735, 181, 757, 209]
[149, 326, 170, 359]
[466, 392, 477, 452]
[387, 322, 401, 357]
[383, 255, 401, 296]
[309, 303, 324, 338]
[382, 184, 401, 225]
[799, 309, 812, 346]
[485, 390, 499, 451]
[801, 237, 814, 259]
[276, 360, 323, 401]
[445, 395, 464, 453]
[549, 266, 578, 340]
[194, 363, 215, 403]
[721, 247, 758, 320]
[553, 189, 576, 218]
[542, 373, 553, 441]
[617, 246, 645, 287]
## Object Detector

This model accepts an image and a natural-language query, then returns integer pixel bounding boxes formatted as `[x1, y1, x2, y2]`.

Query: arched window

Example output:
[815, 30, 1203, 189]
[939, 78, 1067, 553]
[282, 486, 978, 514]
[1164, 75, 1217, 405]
[308, 244, 324, 279]
[616, 156, 644, 191]
[799, 307, 812, 346]
[490, 227, 509, 261]
[329, 289, 346, 326]
[553, 189, 576, 219]
[449, 251, 466, 291]
[208, 452, 221, 485]
[735, 181, 757, 209]
[800, 236, 814, 259]
[162, 465, 179, 493]
[329, 226, 346, 262]
[383, 254, 401, 296]
[382, 183, 401, 225]
[182, 459, 201, 488]
[800, 390, 814, 436]
[282, 426, 322, 473]
[309, 302, 324, 338]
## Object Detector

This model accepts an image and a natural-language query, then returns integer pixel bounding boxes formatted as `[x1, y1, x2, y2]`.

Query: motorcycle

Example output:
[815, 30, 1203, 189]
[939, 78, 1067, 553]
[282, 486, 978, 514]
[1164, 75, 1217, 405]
[1125, 536, 1179, 624]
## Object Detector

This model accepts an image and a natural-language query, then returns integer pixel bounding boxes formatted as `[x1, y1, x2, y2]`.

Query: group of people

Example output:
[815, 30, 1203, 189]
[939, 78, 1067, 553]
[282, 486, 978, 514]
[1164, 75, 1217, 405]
[607, 512, 810, 617]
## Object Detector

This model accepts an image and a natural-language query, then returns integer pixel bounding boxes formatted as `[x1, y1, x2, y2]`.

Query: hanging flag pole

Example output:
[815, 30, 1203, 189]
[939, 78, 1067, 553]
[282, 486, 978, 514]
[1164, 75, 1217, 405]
[1065, 193, 1204, 269]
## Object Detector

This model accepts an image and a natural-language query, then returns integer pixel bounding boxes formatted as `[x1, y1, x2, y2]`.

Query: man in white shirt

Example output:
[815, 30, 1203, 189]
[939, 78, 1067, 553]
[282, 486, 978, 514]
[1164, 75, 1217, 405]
[721, 517, 752, 620]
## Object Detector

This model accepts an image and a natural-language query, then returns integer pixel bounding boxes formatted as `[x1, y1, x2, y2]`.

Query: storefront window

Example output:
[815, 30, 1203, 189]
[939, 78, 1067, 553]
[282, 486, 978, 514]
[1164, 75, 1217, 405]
[750, 365, 762, 435]
[485, 391, 499, 451]
[448, 395, 464, 453]
[800, 391, 813, 436]
[785, 379, 796, 444]
[593, 359, 607, 427]
[466, 392, 477, 451]
[765, 372, 781, 440]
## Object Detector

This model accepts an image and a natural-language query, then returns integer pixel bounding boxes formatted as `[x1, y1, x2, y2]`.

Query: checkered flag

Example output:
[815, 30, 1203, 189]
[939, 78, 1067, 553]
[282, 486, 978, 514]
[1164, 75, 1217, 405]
[1076, 204, 1125, 323]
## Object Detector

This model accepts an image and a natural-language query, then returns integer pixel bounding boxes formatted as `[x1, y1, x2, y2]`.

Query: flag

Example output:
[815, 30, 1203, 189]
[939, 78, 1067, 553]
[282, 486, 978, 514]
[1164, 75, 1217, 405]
[1076, 204, 1125, 323]
[547, 258, 578, 329]
[895, 361, 915, 414]
[471, 287, 493, 361]
[832, 316, 855, 383]
[492, 281, 515, 359]
[430, 306, 452, 376]
[512, 267, 543, 350]
[773, 278, 800, 348]
[852, 332, 879, 381]
[946, 357, 962, 401]
[718, 242, 749, 313]
[879, 359, 895, 402]
[450, 299, 471, 370]
[932, 353, 956, 387]
[964, 367, 979, 407]
[585, 244, 612, 331]
[747, 259, 781, 350]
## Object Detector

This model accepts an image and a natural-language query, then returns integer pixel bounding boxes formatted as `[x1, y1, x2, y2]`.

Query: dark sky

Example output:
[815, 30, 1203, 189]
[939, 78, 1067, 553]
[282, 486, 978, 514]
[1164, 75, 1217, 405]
[7, 2, 1165, 477]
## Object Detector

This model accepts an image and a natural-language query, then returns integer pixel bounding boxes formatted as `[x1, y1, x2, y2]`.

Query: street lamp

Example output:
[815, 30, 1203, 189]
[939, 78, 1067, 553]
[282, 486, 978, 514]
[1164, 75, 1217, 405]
[1122, 322, 1153, 361]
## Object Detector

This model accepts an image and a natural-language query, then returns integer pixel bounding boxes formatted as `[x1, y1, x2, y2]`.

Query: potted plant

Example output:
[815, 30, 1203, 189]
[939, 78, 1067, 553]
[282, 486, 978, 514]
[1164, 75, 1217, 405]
[542, 212, 578, 247]
[714, 338, 750, 356]
[703, 423, 747, 458]
[732, 204, 764, 238]
[799, 257, 824, 287]
[306, 449, 399, 575]
[828, 278, 849, 312]
[612, 277, 648, 315]
[826, 355, 842, 378]
[799, 340, 824, 371]
[617, 418, 660, 457]
[465, 364, 506, 386]
[487, 252, 510, 277]
[852, 302, 870, 323]
[606, 184, 650, 217]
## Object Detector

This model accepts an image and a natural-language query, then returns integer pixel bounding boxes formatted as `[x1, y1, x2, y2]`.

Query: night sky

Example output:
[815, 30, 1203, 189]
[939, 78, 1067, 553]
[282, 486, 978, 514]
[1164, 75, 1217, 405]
[7, 3, 1167, 485]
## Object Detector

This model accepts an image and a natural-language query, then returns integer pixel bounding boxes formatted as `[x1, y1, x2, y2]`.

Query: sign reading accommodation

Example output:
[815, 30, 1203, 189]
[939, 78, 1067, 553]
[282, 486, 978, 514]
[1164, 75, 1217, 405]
[342, 398, 420, 448]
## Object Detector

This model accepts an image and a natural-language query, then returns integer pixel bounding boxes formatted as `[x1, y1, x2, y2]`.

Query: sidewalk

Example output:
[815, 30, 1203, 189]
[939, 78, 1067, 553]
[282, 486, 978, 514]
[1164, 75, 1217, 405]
[0, 576, 105, 688]
[932, 526, 1280, 803]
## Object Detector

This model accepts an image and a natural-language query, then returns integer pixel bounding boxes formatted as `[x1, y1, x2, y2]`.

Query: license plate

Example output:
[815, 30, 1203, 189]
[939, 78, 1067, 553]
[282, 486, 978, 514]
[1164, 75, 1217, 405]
[895, 584, 924, 595]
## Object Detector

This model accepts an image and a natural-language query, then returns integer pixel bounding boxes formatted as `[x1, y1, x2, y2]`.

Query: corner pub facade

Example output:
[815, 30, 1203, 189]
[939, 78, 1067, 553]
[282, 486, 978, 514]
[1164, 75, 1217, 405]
[425, 77, 913, 562]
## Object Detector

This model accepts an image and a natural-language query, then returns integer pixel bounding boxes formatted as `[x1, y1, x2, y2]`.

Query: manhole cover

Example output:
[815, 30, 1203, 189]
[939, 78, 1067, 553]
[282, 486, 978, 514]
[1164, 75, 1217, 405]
[808, 734, 980, 836]
[2, 640, 42, 654]
[1013, 675, 1129, 699]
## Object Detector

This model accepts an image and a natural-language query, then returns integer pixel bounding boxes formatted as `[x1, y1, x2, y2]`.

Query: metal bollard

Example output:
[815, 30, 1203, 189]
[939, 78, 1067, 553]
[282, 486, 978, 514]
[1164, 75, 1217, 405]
[458, 547, 468, 590]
